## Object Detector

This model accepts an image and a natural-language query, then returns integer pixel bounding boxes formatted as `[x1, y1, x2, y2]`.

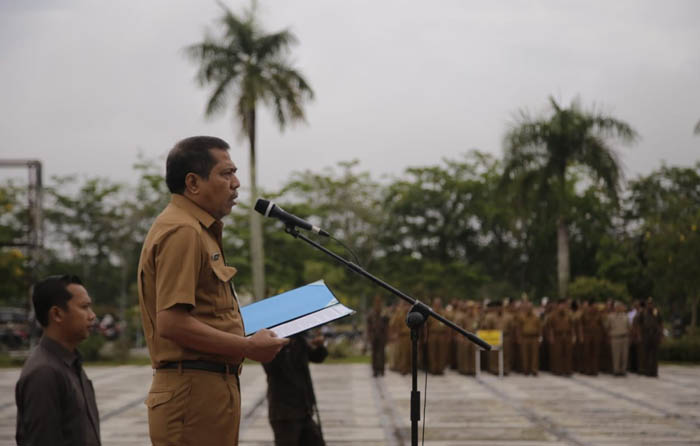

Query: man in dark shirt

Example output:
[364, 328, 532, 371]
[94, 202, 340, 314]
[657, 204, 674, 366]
[263, 331, 328, 446]
[15, 274, 101, 446]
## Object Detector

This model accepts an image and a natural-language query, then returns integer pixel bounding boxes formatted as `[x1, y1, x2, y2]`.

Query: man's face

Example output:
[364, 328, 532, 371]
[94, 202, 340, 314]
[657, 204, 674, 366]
[197, 149, 240, 220]
[60, 284, 96, 344]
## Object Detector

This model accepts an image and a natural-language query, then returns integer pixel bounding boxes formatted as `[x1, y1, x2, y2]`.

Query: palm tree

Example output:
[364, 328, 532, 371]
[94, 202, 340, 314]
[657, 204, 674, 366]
[501, 97, 637, 298]
[186, 2, 314, 300]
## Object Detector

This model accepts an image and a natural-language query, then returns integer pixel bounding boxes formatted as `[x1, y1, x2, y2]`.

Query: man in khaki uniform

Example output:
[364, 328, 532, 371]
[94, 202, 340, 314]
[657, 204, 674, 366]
[547, 299, 573, 376]
[447, 299, 459, 370]
[457, 301, 479, 375]
[571, 300, 584, 373]
[506, 299, 521, 373]
[517, 301, 541, 375]
[580, 300, 605, 375]
[426, 298, 450, 375]
[389, 301, 411, 375]
[137, 136, 288, 446]
[606, 301, 630, 375]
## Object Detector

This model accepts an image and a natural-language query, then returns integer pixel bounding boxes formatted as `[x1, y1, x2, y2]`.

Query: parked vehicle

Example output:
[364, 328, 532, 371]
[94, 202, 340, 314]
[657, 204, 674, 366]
[0, 307, 30, 350]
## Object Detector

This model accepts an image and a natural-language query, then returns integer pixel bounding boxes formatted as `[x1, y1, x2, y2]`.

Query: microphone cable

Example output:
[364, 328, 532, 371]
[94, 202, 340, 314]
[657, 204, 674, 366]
[422, 322, 429, 446]
[328, 234, 363, 268]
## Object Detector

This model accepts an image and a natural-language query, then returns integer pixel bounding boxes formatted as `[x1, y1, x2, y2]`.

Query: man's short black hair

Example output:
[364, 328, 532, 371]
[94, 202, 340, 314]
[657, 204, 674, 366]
[32, 275, 83, 327]
[165, 136, 230, 194]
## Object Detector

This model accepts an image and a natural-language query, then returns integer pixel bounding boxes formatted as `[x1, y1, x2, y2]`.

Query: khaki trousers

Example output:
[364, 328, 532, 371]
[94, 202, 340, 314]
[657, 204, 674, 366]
[520, 337, 539, 374]
[146, 369, 240, 446]
[610, 335, 629, 374]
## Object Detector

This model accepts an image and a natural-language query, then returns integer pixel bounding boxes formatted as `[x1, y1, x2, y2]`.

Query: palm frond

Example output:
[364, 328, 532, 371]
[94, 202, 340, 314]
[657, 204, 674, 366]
[217, 2, 255, 54]
[575, 134, 622, 202]
[254, 30, 297, 61]
[204, 74, 235, 117]
[588, 114, 638, 143]
[186, 0, 313, 136]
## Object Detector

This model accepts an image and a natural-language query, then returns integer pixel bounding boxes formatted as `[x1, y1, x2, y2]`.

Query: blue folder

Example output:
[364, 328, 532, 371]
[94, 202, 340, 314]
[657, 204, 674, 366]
[241, 280, 354, 336]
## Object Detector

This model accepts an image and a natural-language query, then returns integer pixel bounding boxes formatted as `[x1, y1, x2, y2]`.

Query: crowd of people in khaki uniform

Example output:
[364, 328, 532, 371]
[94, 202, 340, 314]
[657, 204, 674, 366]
[368, 295, 664, 378]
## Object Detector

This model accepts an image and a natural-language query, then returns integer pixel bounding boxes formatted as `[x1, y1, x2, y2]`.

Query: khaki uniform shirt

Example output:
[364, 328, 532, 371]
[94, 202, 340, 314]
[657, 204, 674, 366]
[519, 312, 541, 337]
[137, 194, 245, 367]
[606, 312, 630, 337]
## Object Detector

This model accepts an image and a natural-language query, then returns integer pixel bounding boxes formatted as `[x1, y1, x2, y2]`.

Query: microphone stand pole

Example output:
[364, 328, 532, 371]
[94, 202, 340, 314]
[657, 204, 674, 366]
[283, 225, 492, 446]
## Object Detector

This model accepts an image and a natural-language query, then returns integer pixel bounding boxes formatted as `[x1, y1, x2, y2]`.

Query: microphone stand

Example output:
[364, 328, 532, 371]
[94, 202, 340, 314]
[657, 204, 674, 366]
[283, 225, 491, 446]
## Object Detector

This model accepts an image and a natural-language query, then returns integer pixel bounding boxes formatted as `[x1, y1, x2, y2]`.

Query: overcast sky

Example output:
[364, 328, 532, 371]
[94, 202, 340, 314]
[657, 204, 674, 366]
[1, 0, 698, 196]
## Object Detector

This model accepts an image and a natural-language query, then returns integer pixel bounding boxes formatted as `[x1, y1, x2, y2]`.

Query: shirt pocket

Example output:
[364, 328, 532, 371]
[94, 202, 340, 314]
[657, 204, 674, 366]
[209, 259, 237, 312]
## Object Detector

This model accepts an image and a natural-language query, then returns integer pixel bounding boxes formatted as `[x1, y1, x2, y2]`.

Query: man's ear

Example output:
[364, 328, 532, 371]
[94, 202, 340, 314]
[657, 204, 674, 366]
[48, 305, 64, 325]
[184, 172, 200, 195]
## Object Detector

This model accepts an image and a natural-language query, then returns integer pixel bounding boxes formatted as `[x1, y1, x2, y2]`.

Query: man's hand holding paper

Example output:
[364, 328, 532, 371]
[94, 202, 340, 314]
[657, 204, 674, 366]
[244, 329, 290, 362]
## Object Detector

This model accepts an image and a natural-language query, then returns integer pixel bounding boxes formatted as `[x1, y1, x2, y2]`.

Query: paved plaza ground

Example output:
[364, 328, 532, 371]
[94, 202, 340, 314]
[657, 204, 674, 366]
[1, 363, 699, 445]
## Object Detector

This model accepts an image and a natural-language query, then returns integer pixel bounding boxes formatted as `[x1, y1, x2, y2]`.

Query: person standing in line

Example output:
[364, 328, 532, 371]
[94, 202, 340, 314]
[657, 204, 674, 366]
[539, 299, 553, 372]
[547, 299, 574, 376]
[504, 299, 520, 373]
[137, 136, 288, 446]
[606, 301, 631, 376]
[366, 295, 389, 377]
[599, 300, 614, 373]
[264, 331, 328, 446]
[639, 297, 664, 377]
[390, 301, 412, 375]
[457, 301, 479, 376]
[517, 301, 542, 376]
[15, 274, 101, 446]
[447, 299, 460, 371]
[425, 298, 450, 375]
[571, 300, 584, 373]
[580, 299, 605, 375]
[627, 300, 641, 373]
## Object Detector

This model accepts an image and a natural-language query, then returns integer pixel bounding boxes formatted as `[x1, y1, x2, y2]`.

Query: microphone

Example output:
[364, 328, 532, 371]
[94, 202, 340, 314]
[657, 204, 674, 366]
[254, 198, 330, 237]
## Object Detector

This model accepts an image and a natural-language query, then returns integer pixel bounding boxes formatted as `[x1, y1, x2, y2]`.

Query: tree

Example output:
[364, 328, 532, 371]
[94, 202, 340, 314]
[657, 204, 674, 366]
[627, 164, 700, 331]
[186, 2, 314, 300]
[0, 182, 30, 306]
[43, 176, 129, 309]
[379, 152, 504, 298]
[502, 96, 637, 298]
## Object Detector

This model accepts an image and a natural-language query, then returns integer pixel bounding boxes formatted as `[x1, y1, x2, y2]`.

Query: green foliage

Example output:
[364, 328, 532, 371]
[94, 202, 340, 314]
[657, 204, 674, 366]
[41, 176, 129, 307]
[0, 182, 31, 305]
[77, 333, 106, 361]
[627, 163, 700, 325]
[502, 96, 637, 297]
[0, 248, 27, 306]
[325, 338, 357, 359]
[567, 276, 629, 303]
[659, 334, 700, 363]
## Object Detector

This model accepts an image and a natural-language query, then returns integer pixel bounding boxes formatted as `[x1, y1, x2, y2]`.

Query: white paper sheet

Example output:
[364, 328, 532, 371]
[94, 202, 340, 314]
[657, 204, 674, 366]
[270, 303, 354, 338]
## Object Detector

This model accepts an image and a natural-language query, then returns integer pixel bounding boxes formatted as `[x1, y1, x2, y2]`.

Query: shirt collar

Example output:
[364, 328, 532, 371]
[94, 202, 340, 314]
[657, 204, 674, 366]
[40, 335, 80, 368]
[171, 194, 217, 229]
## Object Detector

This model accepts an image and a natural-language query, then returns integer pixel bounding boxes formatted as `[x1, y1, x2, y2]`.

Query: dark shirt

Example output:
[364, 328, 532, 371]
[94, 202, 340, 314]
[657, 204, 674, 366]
[15, 336, 101, 446]
[263, 334, 328, 421]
